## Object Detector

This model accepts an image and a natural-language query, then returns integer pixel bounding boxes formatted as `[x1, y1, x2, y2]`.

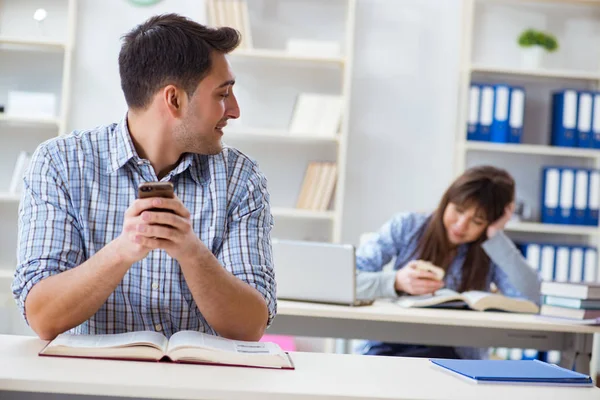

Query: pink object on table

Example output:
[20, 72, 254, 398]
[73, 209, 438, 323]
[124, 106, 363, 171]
[260, 334, 296, 351]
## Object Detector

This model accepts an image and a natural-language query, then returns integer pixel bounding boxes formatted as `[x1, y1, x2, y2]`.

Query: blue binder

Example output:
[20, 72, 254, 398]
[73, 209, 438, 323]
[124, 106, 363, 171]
[478, 85, 494, 142]
[587, 170, 599, 226]
[573, 168, 589, 226]
[430, 359, 592, 386]
[558, 168, 575, 225]
[551, 90, 578, 148]
[577, 91, 593, 148]
[467, 83, 481, 141]
[540, 244, 556, 282]
[490, 84, 510, 143]
[541, 167, 561, 224]
[508, 86, 525, 143]
[592, 92, 600, 148]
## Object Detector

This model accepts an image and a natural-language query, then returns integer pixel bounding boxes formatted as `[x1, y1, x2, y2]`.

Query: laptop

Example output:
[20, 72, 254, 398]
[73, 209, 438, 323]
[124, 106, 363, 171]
[272, 239, 372, 306]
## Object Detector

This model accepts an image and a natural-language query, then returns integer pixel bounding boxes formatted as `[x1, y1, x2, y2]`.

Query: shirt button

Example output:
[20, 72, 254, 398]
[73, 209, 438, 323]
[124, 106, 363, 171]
[155, 324, 162, 332]
[152, 282, 159, 290]
[137, 160, 145, 165]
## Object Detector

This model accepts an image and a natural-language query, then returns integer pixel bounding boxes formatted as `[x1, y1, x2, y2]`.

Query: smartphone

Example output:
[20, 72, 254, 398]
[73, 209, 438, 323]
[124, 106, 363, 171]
[138, 182, 174, 212]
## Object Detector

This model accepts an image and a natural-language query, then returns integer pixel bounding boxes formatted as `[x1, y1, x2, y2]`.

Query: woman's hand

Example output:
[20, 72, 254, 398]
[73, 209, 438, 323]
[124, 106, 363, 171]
[487, 202, 515, 238]
[394, 261, 445, 295]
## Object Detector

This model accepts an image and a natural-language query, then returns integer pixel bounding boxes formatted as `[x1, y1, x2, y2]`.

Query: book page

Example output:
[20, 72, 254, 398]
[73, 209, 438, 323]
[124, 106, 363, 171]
[395, 288, 463, 308]
[166, 331, 292, 368]
[40, 332, 168, 361]
[462, 291, 539, 313]
[168, 330, 283, 355]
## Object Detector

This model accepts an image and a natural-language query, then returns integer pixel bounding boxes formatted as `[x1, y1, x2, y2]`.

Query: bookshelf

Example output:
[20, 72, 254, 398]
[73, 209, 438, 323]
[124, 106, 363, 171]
[0, 0, 77, 335]
[454, 0, 600, 366]
[215, 0, 356, 243]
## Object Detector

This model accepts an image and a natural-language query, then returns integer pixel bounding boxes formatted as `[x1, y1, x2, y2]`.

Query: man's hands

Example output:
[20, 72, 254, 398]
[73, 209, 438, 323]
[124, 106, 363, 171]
[394, 260, 445, 295]
[114, 196, 202, 265]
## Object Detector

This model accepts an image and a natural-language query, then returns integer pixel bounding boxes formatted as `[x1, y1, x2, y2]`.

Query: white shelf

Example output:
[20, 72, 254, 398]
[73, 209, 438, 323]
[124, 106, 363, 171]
[0, 193, 20, 203]
[0, 270, 12, 280]
[0, 36, 66, 51]
[271, 207, 335, 220]
[464, 141, 600, 158]
[482, 0, 600, 5]
[470, 65, 600, 81]
[0, 114, 61, 127]
[506, 221, 599, 236]
[225, 128, 338, 144]
[231, 48, 345, 65]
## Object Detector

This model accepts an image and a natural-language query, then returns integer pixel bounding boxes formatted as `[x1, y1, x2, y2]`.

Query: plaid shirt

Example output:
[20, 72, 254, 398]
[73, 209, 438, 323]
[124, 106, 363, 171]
[12, 117, 276, 337]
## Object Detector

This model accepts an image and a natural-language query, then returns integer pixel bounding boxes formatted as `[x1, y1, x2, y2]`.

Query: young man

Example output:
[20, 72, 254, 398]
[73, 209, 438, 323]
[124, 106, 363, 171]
[12, 14, 275, 341]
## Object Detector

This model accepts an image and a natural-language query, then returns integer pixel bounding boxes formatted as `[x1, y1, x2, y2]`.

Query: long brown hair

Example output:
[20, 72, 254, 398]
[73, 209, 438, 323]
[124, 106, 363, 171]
[415, 166, 515, 292]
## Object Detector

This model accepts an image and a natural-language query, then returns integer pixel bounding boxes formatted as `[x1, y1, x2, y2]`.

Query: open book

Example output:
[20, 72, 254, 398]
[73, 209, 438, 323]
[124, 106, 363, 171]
[395, 289, 539, 314]
[39, 331, 294, 370]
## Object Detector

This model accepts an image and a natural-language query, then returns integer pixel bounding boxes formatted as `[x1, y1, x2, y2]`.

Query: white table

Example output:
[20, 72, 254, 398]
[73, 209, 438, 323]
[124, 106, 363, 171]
[1, 335, 599, 400]
[270, 300, 600, 375]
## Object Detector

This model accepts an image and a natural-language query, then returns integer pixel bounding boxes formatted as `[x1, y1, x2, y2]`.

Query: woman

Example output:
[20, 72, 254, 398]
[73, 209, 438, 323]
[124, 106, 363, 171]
[356, 165, 541, 359]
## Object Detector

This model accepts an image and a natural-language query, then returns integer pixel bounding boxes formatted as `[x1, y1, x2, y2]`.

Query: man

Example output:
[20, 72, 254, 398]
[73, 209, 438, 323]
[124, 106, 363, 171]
[12, 14, 275, 341]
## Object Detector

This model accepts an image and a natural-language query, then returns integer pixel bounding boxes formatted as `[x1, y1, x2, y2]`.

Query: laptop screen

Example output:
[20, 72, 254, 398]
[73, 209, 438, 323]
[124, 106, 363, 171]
[272, 239, 356, 305]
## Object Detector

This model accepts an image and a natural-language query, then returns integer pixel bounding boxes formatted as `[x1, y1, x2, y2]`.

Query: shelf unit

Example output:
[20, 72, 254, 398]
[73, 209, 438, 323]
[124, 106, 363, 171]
[455, 0, 600, 368]
[231, 48, 346, 65]
[220, 0, 356, 243]
[455, 0, 600, 235]
[0, 0, 78, 335]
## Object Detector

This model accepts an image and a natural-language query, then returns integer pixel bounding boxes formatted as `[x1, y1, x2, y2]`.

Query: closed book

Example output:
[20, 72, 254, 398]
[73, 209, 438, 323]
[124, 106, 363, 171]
[577, 91, 593, 148]
[541, 168, 560, 224]
[543, 295, 600, 310]
[540, 304, 600, 320]
[551, 90, 578, 148]
[490, 84, 510, 143]
[587, 170, 599, 226]
[541, 281, 600, 299]
[478, 85, 494, 141]
[430, 359, 592, 386]
[466, 84, 480, 141]
[508, 86, 525, 143]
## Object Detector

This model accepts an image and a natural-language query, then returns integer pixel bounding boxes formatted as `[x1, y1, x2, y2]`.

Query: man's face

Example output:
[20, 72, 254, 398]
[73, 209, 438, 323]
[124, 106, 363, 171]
[176, 52, 240, 155]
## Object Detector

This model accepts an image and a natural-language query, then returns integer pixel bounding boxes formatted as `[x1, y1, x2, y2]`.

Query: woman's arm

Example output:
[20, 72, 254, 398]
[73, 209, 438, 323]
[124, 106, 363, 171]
[355, 213, 427, 300]
[482, 231, 541, 303]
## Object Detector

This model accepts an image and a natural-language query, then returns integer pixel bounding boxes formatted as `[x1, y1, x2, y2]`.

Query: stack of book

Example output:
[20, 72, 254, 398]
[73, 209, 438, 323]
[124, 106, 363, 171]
[540, 281, 600, 323]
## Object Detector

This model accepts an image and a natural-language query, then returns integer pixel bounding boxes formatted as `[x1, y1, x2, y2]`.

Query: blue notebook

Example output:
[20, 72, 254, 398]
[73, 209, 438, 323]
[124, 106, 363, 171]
[430, 359, 593, 386]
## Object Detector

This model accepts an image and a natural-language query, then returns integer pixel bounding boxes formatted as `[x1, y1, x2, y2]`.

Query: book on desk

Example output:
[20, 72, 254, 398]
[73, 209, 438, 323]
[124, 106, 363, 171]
[394, 288, 539, 313]
[39, 331, 295, 370]
[430, 359, 593, 387]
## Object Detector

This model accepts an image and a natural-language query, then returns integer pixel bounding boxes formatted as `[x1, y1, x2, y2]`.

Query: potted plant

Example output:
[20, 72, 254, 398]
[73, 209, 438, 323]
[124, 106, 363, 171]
[517, 29, 558, 69]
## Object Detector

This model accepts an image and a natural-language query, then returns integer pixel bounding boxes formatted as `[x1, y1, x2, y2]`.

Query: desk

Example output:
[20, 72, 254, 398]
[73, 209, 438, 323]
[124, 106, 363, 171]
[1, 335, 599, 400]
[270, 300, 600, 375]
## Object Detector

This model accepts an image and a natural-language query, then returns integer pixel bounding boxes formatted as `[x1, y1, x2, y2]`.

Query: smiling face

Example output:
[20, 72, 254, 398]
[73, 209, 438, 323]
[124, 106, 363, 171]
[175, 52, 240, 155]
[442, 202, 489, 245]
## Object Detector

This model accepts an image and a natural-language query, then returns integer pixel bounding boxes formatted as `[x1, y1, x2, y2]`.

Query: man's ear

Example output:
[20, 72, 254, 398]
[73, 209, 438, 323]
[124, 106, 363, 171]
[163, 85, 186, 118]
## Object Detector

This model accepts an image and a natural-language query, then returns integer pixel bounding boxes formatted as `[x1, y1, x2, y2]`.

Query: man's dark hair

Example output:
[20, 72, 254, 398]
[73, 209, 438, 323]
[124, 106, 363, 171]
[119, 13, 240, 109]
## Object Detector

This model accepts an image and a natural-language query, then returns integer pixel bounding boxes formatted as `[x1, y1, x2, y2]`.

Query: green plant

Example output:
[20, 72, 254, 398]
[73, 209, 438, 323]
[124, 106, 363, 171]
[518, 29, 558, 52]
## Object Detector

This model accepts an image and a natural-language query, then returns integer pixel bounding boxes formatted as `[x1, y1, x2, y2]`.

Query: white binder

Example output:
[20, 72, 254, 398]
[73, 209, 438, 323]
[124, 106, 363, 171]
[540, 245, 556, 282]
[569, 247, 584, 283]
[554, 246, 570, 282]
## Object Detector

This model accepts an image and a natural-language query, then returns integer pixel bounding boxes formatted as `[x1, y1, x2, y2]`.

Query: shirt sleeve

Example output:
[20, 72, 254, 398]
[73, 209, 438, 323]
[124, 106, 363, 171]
[482, 231, 541, 304]
[12, 144, 85, 324]
[218, 164, 276, 327]
[355, 213, 416, 300]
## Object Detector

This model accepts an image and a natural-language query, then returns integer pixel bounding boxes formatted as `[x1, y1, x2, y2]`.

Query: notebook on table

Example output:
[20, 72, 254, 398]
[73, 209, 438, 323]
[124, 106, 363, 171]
[430, 359, 593, 387]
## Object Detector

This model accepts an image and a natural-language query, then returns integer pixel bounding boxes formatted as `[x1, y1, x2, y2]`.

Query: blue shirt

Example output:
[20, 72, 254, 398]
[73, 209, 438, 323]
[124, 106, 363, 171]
[356, 212, 523, 298]
[12, 117, 276, 337]
[356, 212, 533, 359]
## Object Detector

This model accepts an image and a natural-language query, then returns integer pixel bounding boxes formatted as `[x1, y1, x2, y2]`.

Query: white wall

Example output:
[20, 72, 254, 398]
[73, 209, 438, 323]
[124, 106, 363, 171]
[68, 0, 463, 245]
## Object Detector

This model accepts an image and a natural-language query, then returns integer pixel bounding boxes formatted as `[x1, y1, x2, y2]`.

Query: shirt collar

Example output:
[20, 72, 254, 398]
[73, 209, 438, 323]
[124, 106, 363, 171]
[107, 113, 139, 174]
[107, 113, 208, 186]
